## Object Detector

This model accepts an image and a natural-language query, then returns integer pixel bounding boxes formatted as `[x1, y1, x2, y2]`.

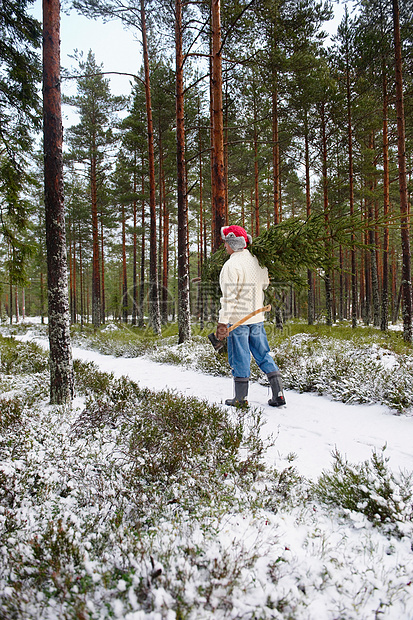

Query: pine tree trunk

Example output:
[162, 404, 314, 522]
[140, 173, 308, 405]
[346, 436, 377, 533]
[346, 45, 357, 328]
[198, 112, 206, 328]
[139, 163, 145, 327]
[211, 0, 226, 252]
[272, 92, 281, 225]
[15, 288, 19, 323]
[162, 193, 169, 324]
[363, 214, 370, 325]
[122, 204, 128, 323]
[272, 80, 281, 224]
[8, 288, 11, 324]
[140, 0, 161, 335]
[370, 241, 380, 326]
[381, 66, 390, 332]
[392, 0, 412, 342]
[78, 224, 84, 326]
[68, 221, 74, 323]
[8, 247, 12, 324]
[209, 44, 215, 252]
[368, 185, 381, 329]
[91, 150, 101, 327]
[40, 270, 45, 324]
[86, 275, 90, 322]
[175, 0, 191, 343]
[391, 248, 396, 322]
[91, 155, 100, 326]
[159, 133, 169, 324]
[43, 0, 73, 404]
[100, 219, 106, 324]
[158, 170, 163, 296]
[339, 245, 344, 321]
[371, 250, 380, 326]
[132, 167, 138, 326]
[321, 102, 332, 325]
[254, 95, 260, 236]
[304, 120, 314, 325]
[332, 269, 336, 323]
[72, 231, 77, 324]
[224, 77, 229, 224]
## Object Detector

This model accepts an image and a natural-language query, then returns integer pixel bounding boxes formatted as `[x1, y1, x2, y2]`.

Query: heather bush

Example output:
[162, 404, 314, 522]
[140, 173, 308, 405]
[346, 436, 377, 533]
[315, 448, 413, 537]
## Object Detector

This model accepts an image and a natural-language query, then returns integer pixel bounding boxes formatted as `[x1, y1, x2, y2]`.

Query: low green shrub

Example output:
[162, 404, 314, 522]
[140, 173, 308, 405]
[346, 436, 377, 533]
[272, 333, 413, 412]
[71, 322, 161, 358]
[151, 335, 232, 377]
[315, 448, 413, 536]
[262, 463, 307, 514]
[73, 358, 115, 396]
[0, 335, 48, 374]
[72, 376, 266, 495]
[0, 396, 24, 431]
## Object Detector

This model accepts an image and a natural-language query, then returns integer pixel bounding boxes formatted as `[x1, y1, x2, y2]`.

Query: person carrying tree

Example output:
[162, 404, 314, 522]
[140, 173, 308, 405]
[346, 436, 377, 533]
[216, 225, 286, 408]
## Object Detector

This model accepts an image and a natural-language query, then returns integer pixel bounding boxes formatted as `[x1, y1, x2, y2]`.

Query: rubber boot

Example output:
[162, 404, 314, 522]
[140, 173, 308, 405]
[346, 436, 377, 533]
[225, 377, 249, 408]
[267, 371, 286, 407]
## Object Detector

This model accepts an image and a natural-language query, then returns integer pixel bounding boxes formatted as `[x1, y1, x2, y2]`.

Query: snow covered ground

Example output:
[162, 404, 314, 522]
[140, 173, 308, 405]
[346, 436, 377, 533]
[3, 327, 413, 619]
[68, 345, 413, 481]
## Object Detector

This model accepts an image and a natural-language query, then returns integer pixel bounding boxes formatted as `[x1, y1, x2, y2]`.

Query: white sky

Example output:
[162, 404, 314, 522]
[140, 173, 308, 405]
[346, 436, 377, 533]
[30, 0, 142, 126]
[30, 0, 347, 128]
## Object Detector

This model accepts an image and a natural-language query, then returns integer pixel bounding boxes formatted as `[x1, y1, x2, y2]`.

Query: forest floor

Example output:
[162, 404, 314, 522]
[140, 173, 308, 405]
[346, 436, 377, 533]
[0, 319, 412, 619]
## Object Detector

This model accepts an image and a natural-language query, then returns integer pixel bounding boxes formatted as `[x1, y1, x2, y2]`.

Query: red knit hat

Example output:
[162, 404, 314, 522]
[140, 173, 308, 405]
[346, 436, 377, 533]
[221, 225, 252, 250]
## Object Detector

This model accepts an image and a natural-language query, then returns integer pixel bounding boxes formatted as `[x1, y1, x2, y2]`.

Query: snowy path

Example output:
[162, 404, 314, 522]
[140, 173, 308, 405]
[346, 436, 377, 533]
[72, 346, 413, 480]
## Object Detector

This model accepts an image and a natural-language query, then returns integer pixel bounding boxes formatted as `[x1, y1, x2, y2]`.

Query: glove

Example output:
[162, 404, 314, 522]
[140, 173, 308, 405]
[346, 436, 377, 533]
[216, 323, 229, 340]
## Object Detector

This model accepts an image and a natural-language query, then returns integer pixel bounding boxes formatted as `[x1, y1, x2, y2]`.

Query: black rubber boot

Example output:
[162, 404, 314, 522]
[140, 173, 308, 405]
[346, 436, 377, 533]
[225, 377, 249, 408]
[267, 371, 286, 407]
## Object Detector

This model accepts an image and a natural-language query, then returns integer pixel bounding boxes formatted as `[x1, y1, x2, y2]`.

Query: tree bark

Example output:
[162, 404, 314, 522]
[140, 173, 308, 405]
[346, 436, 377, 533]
[90, 148, 101, 327]
[175, 0, 191, 343]
[8, 249, 12, 324]
[272, 81, 281, 224]
[72, 226, 77, 323]
[78, 223, 84, 326]
[304, 116, 314, 325]
[140, 0, 161, 335]
[198, 109, 205, 327]
[100, 218, 106, 324]
[40, 270, 45, 324]
[68, 219, 74, 323]
[139, 162, 145, 327]
[132, 166, 138, 325]
[370, 232, 380, 326]
[369, 157, 380, 328]
[381, 65, 390, 332]
[346, 39, 357, 329]
[254, 94, 260, 236]
[162, 189, 169, 324]
[43, 0, 73, 404]
[320, 102, 332, 325]
[159, 129, 169, 324]
[339, 245, 344, 320]
[211, 0, 226, 252]
[122, 203, 128, 323]
[392, 0, 412, 342]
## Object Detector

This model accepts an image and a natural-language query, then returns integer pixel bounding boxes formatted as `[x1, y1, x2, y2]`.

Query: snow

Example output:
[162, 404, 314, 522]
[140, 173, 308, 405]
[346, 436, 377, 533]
[3, 326, 413, 619]
[69, 344, 413, 480]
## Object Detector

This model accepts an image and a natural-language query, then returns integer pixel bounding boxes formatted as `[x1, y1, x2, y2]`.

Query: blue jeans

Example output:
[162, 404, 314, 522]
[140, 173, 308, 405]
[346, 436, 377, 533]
[227, 322, 279, 378]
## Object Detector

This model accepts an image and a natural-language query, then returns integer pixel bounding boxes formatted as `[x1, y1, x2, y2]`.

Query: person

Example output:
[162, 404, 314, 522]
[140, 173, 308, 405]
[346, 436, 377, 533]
[216, 225, 286, 408]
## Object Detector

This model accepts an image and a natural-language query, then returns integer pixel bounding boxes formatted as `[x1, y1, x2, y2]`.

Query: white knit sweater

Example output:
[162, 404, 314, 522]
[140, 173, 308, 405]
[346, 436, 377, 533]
[218, 249, 269, 325]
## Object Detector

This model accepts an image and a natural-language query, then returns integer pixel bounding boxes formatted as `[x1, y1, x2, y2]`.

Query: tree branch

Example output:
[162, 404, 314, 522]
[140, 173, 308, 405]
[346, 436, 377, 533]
[63, 71, 145, 86]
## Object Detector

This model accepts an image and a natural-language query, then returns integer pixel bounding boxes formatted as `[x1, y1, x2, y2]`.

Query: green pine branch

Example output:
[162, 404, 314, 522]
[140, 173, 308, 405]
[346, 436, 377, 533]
[202, 211, 392, 290]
